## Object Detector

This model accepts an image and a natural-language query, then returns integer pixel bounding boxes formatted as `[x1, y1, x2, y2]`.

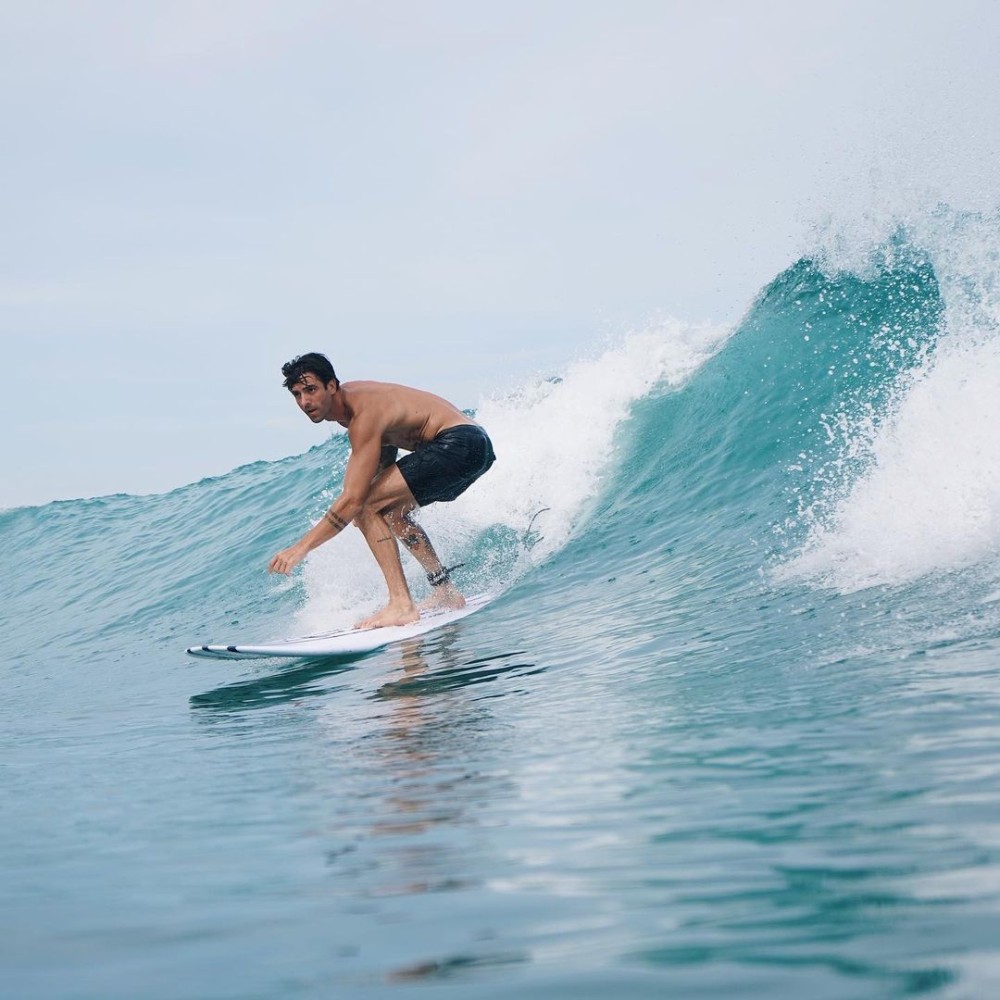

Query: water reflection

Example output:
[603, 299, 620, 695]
[317, 634, 539, 981]
[189, 653, 364, 712]
[331, 635, 531, 874]
[387, 950, 527, 982]
[374, 628, 543, 700]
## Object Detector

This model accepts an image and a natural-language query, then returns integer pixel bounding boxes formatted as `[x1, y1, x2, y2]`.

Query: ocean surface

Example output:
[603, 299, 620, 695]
[4, 210, 1000, 998]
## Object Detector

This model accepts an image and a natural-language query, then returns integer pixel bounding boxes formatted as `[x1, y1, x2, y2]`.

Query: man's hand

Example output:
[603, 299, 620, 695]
[269, 543, 308, 575]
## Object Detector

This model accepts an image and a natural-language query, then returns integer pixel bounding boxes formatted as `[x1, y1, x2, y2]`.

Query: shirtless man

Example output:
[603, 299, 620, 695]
[268, 353, 496, 629]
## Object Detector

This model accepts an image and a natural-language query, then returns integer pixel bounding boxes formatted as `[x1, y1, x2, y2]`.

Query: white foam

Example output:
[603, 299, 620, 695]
[780, 207, 1000, 592]
[294, 320, 725, 630]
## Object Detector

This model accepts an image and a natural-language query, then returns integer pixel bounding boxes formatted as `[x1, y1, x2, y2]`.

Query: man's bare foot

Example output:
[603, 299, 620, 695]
[417, 584, 466, 614]
[355, 602, 420, 629]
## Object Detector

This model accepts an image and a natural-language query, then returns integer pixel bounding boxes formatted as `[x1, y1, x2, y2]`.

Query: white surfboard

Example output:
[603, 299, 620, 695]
[186, 594, 492, 661]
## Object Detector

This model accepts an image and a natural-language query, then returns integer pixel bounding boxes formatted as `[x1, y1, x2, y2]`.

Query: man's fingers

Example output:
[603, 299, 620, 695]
[269, 548, 303, 575]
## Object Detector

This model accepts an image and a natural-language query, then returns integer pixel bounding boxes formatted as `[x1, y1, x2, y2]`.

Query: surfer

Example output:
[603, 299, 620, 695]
[267, 353, 496, 629]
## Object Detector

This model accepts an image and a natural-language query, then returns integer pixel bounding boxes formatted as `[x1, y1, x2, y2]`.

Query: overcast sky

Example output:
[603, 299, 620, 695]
[3, 0, 999, 508]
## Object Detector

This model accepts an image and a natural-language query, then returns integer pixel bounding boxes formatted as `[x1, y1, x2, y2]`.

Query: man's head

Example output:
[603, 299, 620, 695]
[281, 353, 340, 423]
[281, 352, 338, 391]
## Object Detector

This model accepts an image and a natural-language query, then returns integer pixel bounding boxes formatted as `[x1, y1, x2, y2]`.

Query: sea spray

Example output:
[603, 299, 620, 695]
[780, 209, 1000, 592]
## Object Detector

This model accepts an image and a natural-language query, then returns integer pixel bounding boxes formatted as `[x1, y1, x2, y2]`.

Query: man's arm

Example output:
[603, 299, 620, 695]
[268, 415, 386, 575]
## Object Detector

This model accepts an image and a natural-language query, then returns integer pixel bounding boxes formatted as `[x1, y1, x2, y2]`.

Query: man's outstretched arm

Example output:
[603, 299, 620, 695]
[268, 417, 384, 574]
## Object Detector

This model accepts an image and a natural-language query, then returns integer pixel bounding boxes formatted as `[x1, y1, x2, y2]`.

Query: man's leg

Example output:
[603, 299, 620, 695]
[353, 466, 463, 627]
[352, 501, 419, 628]
[385, 508, 465, 612]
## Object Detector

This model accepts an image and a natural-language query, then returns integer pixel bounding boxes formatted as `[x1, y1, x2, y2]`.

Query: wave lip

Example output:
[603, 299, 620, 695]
[780, 211, 1000, 593]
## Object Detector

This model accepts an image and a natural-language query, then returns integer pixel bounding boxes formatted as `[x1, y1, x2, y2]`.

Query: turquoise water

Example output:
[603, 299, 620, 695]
[4, 224, 1000, 997]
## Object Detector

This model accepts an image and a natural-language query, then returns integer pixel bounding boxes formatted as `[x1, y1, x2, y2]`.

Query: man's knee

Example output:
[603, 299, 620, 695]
[353, 503, 378, 529]
[353, 500, 404, 527]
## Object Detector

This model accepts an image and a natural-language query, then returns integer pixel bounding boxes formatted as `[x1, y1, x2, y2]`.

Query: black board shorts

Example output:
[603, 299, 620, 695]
[397, 424, 496, 507]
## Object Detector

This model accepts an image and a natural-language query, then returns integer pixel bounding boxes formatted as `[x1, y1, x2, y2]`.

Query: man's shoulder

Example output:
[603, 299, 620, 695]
[342, 382, 402, 431]
[344, 379, 423, 410]
[342, 379, 413, 396]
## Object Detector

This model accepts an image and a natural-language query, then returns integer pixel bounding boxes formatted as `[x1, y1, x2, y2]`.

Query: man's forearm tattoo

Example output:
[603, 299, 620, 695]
[325, 510, 348, 531]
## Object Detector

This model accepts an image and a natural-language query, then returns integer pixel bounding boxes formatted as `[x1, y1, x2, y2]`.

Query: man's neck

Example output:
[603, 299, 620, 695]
[329, 384, 350, 425]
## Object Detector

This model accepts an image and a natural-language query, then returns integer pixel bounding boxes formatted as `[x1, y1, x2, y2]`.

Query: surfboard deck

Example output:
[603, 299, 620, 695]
[186, 594, 491, 661]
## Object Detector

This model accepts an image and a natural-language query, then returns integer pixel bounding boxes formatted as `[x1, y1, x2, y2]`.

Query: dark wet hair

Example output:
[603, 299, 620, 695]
[281, 353, 339, 390]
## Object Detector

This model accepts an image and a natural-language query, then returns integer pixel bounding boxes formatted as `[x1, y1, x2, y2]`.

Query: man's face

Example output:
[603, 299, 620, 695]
[289, 373, 336, 422]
